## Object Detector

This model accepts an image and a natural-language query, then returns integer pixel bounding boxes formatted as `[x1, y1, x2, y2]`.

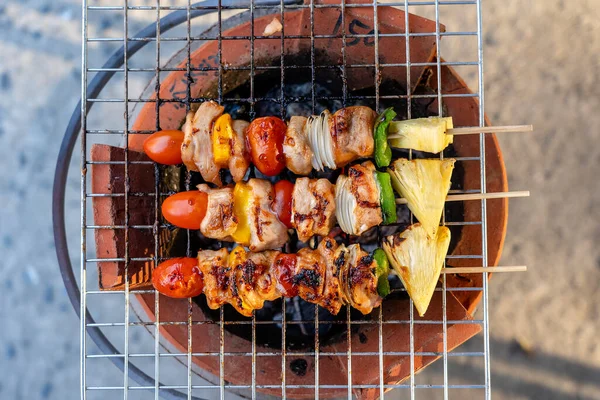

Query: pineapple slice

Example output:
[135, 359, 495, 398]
[382, 223, 451, 317]
[388, 158, 455, 237]
[388, 116, 454, 154]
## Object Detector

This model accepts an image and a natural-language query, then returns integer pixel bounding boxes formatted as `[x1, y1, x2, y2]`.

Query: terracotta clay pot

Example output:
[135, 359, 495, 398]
[91, 4, 507, 399]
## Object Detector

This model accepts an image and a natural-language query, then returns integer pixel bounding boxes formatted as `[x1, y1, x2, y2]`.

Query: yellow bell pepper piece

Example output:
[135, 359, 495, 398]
[232, 182, 252, 245]
[212, 113, 234, 166]
[228, 246, 247, 266]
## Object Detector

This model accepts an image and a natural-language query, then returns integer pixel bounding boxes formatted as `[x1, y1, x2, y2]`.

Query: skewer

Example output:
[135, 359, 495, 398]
[395, 190, 530, 205]
[387, 124, 533, 139]
[447, 124, 533, 135]
[441, 266, 527, 274]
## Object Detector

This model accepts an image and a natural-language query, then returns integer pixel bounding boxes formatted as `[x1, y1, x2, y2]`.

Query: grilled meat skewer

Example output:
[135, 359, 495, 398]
[153, 237, 383, 316]
[161, 158, 455, 251]
[146, 103, 452, 183]
[147, 102, 377, 183]
[161, 159, 410, 250]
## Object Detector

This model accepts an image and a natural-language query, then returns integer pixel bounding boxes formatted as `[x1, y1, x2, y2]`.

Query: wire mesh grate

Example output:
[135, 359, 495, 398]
[78, 0, 492, 399]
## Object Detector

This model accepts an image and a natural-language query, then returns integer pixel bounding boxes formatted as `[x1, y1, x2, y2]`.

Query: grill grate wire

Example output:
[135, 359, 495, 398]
[76, 0, 492, 399]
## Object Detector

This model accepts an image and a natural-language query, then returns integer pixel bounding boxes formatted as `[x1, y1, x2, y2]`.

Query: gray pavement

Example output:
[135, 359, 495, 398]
[0, 0, 598, 399]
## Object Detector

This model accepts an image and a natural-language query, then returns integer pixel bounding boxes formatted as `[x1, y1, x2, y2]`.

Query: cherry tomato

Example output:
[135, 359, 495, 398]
[162, 191, 208, 230]
[273, 253, 298, 297]
[273, 180, 294, 228]
[152, 257, 204, 298]
[143, 130, 185, 165]
[246, 117, 287, 176]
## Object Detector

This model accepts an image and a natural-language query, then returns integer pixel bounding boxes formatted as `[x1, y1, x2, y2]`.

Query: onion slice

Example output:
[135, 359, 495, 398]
[335, 175, 357, 235]
[307, 110, 335, 171]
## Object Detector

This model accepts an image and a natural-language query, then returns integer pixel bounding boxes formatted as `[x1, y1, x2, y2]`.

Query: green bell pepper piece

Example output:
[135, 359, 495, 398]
[374, 107, 397, 168]
[373, 248, 391, 298]
[374, 170, 397, 225]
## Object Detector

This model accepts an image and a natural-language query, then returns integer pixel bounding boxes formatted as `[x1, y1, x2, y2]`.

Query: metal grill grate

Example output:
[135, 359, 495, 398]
[63, 0, 495, 399]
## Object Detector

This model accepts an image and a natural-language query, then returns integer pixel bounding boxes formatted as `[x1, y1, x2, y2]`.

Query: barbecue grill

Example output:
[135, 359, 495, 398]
[52, 0, 523, 398]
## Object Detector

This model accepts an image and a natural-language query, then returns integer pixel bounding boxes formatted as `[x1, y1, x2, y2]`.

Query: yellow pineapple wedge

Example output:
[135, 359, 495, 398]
[388, 116, 454, 154]
[388, 158, 455, 237]
[382, 223, 451, 317]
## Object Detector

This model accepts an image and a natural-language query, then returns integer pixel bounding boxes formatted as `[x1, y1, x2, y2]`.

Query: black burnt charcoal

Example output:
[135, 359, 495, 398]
[290, 359, 308, 376]
[359, 332, 368, 344]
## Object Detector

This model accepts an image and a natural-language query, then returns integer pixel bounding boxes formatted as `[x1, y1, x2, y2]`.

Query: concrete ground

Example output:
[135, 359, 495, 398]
[0, 0, 598, 399]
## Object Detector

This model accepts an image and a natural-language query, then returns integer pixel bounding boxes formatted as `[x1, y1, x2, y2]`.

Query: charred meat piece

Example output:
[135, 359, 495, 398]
[247, 179, 289, 252]
[231, 250, 281, 315]
[197, 184, 237, 240]
[329, 106, 376, 166]
[347, 245, 381, 315]
[315, 237, 345, 315]
[291, 178, 337, 242]
[294, 246, 326, 303]
[197, 249, 235, 310]
[229, 120, 250, 182]
[180, 111, 196, 172]
[335, 161, 383, 236]
[182, 101, 224, 186]
[227, 248, 280, 316]
[283, 116, 312, 175]
[338, 244, 381, 315]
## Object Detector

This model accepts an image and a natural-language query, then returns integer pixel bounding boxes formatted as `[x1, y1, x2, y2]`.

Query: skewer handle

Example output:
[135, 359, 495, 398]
[446, 124, 533, 135]
[395, 190, 530, 204]
[441, 266, 527, 274]
[386, 124, 533, 140]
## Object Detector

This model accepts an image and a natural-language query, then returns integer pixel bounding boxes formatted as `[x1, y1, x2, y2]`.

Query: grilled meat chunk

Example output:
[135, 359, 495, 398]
[181, 111, 196, 172]
[234, 250, 280, 312]
[226, 247, 254, 316]
[315, 237, 344, 315]
[182, 101, 224, 186]
[294, 246, 326, 303]
[329, 106, 376, 166]
[227, 248, 280, 316]
[229, 120, 250, 182]
[197, 184, 237, 240]
[338, 244, 381, 315]
[247, 179, 289, 252]
[346, 245, 381, 315]
[291, 178, 337, 242]
[335, 161, 382, 236]
[197, 249, 233, 310]
[283, 116, 312, 175]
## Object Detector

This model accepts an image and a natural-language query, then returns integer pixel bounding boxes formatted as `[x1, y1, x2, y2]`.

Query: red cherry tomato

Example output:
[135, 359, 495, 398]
[273, 180, 294, 228]
[152, 257, 204, 298]
[246, 117, 287, 176]
[162, 191, 208, 230]
[143, 130, 185, 165]
[273, 253, 298, 297]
